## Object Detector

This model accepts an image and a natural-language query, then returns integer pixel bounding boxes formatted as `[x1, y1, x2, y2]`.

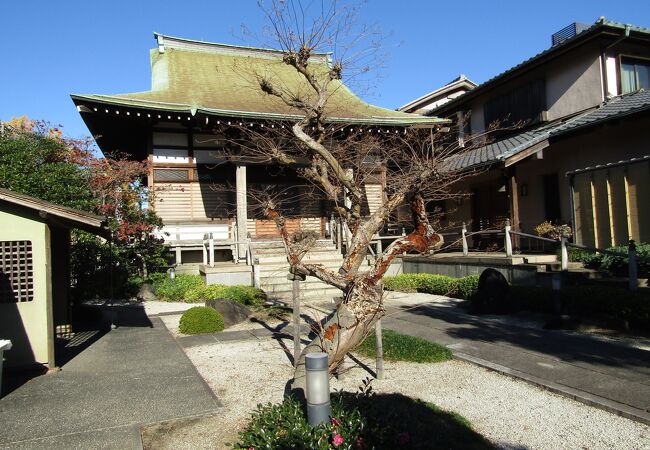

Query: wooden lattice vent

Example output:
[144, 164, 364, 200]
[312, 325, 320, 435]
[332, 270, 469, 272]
[0, 240, 34, 303]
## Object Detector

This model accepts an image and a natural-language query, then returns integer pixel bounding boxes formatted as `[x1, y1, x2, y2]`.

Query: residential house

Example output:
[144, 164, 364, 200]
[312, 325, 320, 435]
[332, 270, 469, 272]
[404, 18, 650, 249]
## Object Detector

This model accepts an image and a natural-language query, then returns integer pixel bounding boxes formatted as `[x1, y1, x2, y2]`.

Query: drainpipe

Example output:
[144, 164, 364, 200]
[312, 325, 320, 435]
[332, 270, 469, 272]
[600, 24, 631, 100]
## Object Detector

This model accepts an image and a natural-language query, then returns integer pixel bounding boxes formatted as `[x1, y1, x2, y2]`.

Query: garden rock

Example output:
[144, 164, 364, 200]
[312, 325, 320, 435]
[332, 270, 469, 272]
[206, 299, 251, 327]
[137, 282, 157, 302]
[472, 268, 516, 314]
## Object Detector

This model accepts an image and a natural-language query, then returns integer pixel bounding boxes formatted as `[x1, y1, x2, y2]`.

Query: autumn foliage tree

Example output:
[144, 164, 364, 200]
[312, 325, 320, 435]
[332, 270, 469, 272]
[0, 117, 165, 299]
[231, 0, 480, 391]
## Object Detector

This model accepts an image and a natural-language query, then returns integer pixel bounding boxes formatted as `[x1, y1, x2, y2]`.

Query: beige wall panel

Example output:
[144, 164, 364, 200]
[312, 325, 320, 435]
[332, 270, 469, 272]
[190, 183, 232, 220]
[573, 174, 594, 246]
[627, 162, 650, 243]
[607, 168, 629, 246]
[153, 184, 192, 222]
[0, 210, 50, 367]
[592, 172, 612, 248]
[364, 184, 384, 216]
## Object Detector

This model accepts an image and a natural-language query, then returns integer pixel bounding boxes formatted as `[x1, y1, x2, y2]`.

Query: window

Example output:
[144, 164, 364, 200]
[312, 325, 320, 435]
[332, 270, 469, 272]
[484, 79, 546, 131]
[621, 57, 650, 94]
[0, 241, 34, 303]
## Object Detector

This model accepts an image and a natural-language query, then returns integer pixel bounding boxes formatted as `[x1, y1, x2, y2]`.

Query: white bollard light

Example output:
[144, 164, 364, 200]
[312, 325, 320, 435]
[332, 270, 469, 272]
[305, 352, 331, 426]
[169, 267, 176, 281]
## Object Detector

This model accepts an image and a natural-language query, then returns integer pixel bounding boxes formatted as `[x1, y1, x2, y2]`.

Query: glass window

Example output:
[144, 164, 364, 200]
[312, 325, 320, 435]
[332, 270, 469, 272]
[621, 57, 650, 94]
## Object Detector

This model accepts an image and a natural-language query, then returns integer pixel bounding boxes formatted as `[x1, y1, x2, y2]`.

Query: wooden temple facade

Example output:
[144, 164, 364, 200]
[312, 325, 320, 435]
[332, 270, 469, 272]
[72, 33, 443, 266]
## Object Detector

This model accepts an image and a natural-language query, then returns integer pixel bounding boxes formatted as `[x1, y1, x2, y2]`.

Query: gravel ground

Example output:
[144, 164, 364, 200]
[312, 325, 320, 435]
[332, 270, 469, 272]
[143, 300, 197, 316]
[183, 333, 650, 450]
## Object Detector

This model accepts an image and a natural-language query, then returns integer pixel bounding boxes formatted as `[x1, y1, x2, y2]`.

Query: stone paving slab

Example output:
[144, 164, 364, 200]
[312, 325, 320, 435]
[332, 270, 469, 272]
[0, 316, 222, 450]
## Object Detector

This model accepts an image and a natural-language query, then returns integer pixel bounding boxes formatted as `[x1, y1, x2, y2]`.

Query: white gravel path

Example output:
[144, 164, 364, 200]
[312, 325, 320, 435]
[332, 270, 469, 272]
[183, 335, 650, 450]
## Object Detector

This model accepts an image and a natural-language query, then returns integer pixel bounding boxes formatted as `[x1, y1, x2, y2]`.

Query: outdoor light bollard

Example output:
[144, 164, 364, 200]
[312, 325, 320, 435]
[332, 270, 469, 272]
[552, 272, 562, 316]
[169, 266, 176, 281]
[504, 219, 513, 257]
[305, 352, 331, 426]
[629, 240, 638, 292]
[461, 222, 469, 256]
[560, 237, 569, 271]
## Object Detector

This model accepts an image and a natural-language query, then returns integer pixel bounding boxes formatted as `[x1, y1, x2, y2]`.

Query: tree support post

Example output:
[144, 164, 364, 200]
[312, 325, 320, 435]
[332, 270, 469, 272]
[288, 271, 306, 367]
[375, 319, 384, 380]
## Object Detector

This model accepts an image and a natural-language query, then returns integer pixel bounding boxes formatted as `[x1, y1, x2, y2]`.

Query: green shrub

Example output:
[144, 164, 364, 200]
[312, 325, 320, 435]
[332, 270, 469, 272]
[455, 275, 480, 300]
[384, 273, 479, 300]
[178, 306, 224, 334]
[153, 274, 204, 302]
[357, 329, 452, 363]
[572, 243, 650, 277]
[185, 284, 266, 305]
[511, 284, 650, 330]
[234, 385, 492, 449]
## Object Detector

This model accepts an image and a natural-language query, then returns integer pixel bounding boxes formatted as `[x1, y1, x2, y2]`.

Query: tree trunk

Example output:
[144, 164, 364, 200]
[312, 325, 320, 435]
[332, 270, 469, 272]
[290, 279, 384, 398]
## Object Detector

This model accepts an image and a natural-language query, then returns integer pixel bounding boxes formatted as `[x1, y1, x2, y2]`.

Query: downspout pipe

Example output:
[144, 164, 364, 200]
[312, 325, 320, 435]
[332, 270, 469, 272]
[601, 24, 631, 100]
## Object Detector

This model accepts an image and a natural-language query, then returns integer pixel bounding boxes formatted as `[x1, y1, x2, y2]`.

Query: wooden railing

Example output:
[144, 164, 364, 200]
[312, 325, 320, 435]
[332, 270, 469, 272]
[457, 219, 646, 291]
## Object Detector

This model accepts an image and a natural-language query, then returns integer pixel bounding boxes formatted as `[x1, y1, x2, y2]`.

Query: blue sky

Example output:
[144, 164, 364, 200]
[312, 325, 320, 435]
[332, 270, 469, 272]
[1, 0, 649, 141]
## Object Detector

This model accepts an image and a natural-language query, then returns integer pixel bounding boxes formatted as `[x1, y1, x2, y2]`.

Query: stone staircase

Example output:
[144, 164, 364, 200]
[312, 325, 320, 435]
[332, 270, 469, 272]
[251, 240, 344, 301]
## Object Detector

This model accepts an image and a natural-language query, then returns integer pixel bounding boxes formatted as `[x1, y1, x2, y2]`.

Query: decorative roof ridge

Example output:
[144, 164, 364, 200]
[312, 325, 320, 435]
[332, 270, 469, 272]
[153, 32, 332, 61]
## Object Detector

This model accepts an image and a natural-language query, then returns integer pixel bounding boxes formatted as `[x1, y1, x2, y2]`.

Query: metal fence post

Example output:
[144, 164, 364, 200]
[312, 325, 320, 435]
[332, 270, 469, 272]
[560, 237, 568, 271]
[629, 240, 638, 292]
[461, 222, 469, 256]
[504, 219, 513, 257]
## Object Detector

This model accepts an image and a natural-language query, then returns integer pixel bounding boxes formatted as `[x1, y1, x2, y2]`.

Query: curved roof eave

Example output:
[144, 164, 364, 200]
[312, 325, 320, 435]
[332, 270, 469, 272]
[71, 94, 449, 127]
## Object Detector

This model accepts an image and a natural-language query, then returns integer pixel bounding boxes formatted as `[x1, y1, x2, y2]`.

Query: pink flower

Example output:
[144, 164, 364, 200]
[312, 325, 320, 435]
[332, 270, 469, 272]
[397, 432, 410, 445]
[333, 433, 344, 446]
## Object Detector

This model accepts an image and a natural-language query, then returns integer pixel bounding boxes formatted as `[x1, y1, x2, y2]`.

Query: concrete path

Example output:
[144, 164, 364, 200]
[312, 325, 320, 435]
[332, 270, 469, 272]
[378, 294, 650, 425]
[0, 309, 221, 450]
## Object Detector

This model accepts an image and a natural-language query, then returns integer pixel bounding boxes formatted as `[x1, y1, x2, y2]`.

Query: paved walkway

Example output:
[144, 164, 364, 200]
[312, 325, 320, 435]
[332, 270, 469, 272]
[0, 308, 221, 450]
[378, 293, 650, 425]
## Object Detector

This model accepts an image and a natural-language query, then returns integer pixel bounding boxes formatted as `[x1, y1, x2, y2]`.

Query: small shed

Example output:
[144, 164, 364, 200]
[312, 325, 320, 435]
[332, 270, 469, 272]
[0, 189, 107, 370]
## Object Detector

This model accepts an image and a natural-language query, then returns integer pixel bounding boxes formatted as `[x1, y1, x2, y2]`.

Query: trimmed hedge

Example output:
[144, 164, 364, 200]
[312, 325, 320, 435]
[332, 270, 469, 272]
[384, 273, 479, 300]
[184, 284, 266, 305]
[179, 306, 225, 334]
[511, 285, 650, 330]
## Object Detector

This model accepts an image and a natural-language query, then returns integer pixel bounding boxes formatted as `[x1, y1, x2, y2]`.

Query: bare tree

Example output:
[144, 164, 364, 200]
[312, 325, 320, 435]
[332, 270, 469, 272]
[222, 0, 483, 392]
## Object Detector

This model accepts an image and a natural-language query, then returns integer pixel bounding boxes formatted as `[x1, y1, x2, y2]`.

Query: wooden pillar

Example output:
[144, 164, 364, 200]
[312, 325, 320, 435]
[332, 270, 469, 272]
[508, 168, 520, 230]
[236, 164, 248, 260]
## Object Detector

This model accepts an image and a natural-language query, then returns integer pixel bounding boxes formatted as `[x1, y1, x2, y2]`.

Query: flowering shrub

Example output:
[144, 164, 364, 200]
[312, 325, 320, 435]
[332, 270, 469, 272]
[233, 378, 492, 449]
[533, 221, 572, 240]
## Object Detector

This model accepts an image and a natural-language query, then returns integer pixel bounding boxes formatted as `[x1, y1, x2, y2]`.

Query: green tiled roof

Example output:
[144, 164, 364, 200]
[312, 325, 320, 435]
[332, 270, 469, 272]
[73, 33, 445, 127]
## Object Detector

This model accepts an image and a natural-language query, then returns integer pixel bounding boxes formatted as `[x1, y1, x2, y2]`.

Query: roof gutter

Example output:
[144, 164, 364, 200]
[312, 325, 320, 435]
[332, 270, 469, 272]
[600, 24, 631, 100]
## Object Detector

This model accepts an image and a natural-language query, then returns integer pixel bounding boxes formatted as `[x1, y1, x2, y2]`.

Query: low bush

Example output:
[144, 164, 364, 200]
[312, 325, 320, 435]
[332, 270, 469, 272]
[357, 329, 452, 363]
[178, 306, 225, 334]
[184, 284, 266, 305]
[569, 242, 650, 277]
[384, 273, 479, 300]
[234, 381, 492, 450]
[511, 284, 650, 330]
[152, 274, 204, 302]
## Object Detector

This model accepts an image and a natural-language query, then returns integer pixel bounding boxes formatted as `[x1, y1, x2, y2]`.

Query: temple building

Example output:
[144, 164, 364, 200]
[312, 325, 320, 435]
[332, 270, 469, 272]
[72, 33, 443, 294]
